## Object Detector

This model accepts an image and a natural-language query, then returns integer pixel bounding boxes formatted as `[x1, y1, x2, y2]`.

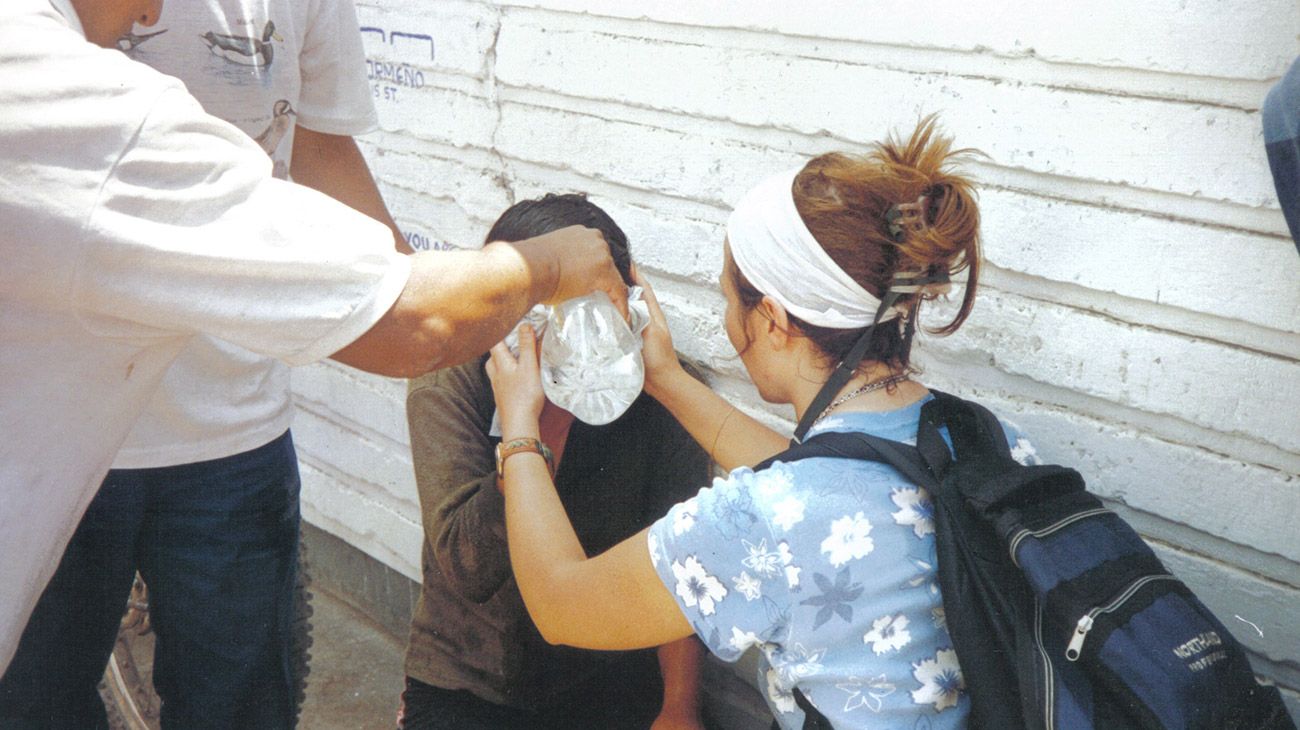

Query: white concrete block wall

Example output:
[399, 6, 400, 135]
[292, 0, 1300, 712]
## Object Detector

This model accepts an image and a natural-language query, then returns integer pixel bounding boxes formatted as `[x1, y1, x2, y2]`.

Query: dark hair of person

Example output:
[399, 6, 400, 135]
[485, 193, 633, 286]
[728, 115, 983, 373]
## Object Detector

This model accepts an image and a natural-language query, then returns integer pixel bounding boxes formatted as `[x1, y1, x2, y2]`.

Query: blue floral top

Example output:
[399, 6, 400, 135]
[647, 395, 1039, 729]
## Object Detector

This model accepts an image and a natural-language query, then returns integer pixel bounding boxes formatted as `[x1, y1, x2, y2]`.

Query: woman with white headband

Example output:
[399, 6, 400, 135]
[486, 117, 1032, 729]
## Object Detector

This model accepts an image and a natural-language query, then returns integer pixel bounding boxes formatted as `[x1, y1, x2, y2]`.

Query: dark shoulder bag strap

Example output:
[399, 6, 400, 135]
[755, 431, 935, 488]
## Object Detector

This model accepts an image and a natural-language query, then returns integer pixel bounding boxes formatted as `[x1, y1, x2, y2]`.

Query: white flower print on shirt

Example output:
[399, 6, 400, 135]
[863, 613, 912, 655]
[673, 505, 697, 536]
[671, 556, 728, 616]
[733, 571, 762, 601]
[837, 674, 896, 713]
[906, 555, 939, 596]
[911, 648, 965, 712]
[742, 538, 782, 578]
[755, 465, 795, 497]
[730, 626, 762, 652]
[776, 643, 826, 684]
[890, 486, 935, 538]
[821, 512, 874, 567]
[932, 606, 946, 629]
[1010, 437, 1041, 466]
[777, 541, 801, 589]
[709, 479, 760, 539]
[766, 668, 796, 714]
[646, 532, 662, 566]
[772, 494, 806, 531]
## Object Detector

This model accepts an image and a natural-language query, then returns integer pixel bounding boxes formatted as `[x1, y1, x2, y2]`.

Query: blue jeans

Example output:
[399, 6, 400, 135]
[0, 431, 301, 730]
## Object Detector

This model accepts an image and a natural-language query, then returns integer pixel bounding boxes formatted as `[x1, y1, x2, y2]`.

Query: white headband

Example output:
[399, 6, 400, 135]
[726, 168, 905, 329]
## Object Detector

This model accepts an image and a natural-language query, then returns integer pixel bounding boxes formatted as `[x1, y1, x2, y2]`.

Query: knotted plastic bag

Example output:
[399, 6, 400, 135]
[489, 288, 649, 435]
[540, 288, 649, 425]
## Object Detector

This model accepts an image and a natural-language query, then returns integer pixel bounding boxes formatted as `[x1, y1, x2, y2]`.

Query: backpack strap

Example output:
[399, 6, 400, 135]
[920, 390, 1012, 463]
[754, 430, 936, 489]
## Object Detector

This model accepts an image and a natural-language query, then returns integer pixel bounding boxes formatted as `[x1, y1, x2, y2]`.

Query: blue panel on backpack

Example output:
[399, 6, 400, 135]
[1015, 515, 1148, 592]
[1096, 593, 1231, 729]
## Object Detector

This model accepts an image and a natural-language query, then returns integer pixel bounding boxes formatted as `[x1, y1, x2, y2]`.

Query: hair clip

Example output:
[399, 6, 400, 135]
[884, 195, 931, 243]
[888, 269, 952, 297]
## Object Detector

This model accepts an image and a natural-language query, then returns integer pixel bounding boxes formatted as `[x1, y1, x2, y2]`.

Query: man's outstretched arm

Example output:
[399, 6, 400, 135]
[331, 225, 627, 378]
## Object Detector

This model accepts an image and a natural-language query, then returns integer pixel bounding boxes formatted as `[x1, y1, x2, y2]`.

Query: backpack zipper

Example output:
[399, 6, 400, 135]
[1008, 508, 1114, 567]
[1034, 597, 1056, 730]
[1065, 574, 1178, 661]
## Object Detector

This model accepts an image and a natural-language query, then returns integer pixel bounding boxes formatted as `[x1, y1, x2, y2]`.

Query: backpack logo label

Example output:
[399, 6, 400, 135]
[1173, 631, 1227, 672]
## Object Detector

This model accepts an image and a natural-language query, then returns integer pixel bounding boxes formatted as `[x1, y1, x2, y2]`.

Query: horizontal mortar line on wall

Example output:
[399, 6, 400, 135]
[366, 136, 733, 231]
[1117, 505, 1300, 590]
[982, 267, 1300, 361]
[1144, 533, 1300, 593]
[297, 449, 417, 515]
[501, 4, 1276, 111]
[297, 451, 418, 518]
[494, 87, 1287, 237]
[376, 179, 500, 224]
[361, 134, 512, 174]
[499, 156, 733, 223]
[294, 396, 413, 460]
[924, 352, 1300, 477]
[1247, 659, 1300, 696]
[970, 164, 1289, 241]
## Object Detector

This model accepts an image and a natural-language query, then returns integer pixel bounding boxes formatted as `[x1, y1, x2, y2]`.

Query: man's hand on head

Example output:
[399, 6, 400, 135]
[525, 225, 630, 322]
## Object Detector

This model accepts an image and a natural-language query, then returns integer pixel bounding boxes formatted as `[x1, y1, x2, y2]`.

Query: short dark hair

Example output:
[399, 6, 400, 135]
[484, 193, 633, 285]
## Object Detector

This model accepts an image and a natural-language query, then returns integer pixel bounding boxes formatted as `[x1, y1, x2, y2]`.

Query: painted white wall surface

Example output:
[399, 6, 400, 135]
[293, 0, 1300, 712]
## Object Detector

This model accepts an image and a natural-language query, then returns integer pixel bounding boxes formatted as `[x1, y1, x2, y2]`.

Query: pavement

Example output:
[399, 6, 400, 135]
[300, 586, 407, 730]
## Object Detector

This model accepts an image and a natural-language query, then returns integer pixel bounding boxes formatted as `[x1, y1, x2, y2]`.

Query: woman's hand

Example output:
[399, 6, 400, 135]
[485, 325, 545, 439]
[633, 268, 687, 398]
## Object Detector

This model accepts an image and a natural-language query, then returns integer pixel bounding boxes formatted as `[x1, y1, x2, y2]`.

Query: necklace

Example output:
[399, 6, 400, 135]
[812, 373, 911, 425]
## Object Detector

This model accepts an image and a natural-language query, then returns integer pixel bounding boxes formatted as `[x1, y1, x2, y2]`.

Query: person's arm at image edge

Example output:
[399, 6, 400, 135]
[290, 127, 411, 253]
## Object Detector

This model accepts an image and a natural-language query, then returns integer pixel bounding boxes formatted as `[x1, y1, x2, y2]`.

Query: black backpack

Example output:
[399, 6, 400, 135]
[756, 391, 1295, 730]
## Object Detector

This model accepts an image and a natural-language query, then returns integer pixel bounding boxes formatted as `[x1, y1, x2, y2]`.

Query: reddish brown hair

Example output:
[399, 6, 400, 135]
[730, 115, 982, 372]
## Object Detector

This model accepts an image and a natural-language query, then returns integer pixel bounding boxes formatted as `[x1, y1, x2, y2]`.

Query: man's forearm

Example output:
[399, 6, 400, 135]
[333, 223, 622, 379]
[331, 242, 541, 377]
[291, 127, 409, 252]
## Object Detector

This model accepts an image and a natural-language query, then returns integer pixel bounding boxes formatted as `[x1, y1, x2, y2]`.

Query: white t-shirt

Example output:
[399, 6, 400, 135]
[112, 0, 379, 467]
[0, 0, 411, 669]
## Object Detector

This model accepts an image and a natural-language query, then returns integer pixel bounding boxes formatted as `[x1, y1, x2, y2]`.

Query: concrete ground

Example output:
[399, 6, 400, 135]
[300, 586, 407, 730]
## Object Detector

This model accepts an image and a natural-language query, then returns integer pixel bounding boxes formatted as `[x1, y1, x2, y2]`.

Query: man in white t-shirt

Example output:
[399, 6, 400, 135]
[0, 0, 413, 727]
[0, 1, 628, 723]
